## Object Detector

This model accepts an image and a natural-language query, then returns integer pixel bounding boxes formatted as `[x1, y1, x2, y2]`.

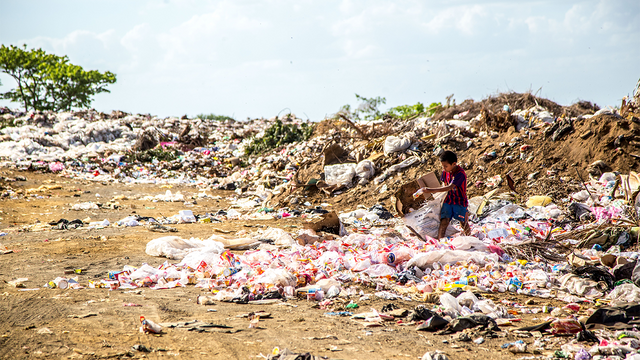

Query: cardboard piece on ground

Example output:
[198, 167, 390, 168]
[323, 144, 350, 167]
[393, 172, 441, 216]
[303, 211, 346, 237]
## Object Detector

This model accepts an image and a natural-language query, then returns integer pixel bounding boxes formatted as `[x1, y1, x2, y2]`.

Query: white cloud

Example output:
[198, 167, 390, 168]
[1, 0, 639, 118]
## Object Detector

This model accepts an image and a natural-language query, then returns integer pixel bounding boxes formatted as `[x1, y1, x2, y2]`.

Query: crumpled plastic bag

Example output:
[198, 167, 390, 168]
[145, 236, 224, 260]
[127, 264, 163, 280]
[254, 268, 296, 288]
[324, 163, 356, 187]
[406, 250, 499, 270]
[559, 273, 603, 298]
[355, 160, 375, 180]
[456, 291, 479, 308]
[257, 227, 295, 247]
[364, 263, 397, 278]
[606, 283, 640, 305]
[449, 236, 489, 252]
[384, 135, 411, 156]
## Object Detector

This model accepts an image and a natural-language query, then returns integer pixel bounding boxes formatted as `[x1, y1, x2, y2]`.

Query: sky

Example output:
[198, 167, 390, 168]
[1, 0, 639, 120]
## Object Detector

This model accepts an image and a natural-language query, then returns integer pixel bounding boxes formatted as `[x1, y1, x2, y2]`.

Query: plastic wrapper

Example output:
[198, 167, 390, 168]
[550, 318, 582, 335]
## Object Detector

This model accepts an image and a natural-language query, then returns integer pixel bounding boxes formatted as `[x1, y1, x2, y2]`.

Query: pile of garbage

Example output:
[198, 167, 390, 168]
[3, 88, 640, 357]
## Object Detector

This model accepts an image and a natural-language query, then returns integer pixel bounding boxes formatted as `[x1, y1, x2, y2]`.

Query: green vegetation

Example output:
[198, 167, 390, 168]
[354, 94, 386, 121]
[386, 102, 443, 120]
[338, 94, 442, 121]
[0, 44, 116, 112]
[196, 113, 235, 121]
[245, 119, 314, 155]
[0, 116, 16, 130]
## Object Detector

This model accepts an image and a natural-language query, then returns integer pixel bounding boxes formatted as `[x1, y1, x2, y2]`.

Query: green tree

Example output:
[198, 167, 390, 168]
[0, 44, 116, 111]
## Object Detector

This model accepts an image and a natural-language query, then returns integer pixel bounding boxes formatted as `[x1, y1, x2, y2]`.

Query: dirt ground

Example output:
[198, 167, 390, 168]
[0, 170, 579, 360]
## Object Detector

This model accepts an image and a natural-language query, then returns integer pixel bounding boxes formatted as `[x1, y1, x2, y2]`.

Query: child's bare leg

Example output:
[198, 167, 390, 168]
[438, 218, 450, 239]
[461, 221, 471, 236]
[462, 212, 471, 236]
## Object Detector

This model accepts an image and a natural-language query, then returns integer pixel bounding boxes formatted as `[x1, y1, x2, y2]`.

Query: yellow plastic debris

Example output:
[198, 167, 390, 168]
[525, 196, 552, 208]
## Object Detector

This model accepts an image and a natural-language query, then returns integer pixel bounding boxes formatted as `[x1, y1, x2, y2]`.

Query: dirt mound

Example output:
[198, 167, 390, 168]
[432, 92, 600, 123]
[273, 114, 640, 214]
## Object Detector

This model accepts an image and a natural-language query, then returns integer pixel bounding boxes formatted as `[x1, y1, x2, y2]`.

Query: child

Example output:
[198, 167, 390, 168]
[418, 150, 471, 238]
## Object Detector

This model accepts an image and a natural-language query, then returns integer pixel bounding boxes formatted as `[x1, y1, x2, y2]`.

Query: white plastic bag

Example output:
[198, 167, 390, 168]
[324, 163, 356, 187]
[128, 264, 161, 280]
[384, 135, 411, 156]
[374, 156, 420, 184]
[355, 160, 375, 180]
[606, 283, 640, 305]
[364, 264, 397, 278]
[145, 236, 224, 260]
[254, 268, 296, 288]
[457, 291, 479, 308]
[559, 273, 603, 298]
[258, 227, 295, 247]
[403, 192, 457, 239]
[406, 250, 499, 270]
[449, 236, 489, 252]
[439, 293, 461, 316]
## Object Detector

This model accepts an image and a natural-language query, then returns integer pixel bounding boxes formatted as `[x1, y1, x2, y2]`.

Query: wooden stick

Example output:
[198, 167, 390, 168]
[339, 114, 369, 141]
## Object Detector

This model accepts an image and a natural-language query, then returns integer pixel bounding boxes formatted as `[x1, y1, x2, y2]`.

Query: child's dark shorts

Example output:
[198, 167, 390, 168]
[441, 203, 468, 222]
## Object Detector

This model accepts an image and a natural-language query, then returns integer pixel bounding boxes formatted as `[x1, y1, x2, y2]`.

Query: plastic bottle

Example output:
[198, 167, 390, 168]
[385, 248, 412, 265]
[139, 316, 162, 334]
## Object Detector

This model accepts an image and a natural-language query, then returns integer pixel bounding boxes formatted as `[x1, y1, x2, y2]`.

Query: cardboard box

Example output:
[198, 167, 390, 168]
[394, 171, 458, 239]
[393, 171, 441, 216]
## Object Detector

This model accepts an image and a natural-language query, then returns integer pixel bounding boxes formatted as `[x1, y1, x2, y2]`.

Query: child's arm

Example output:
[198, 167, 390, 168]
[419, 184, 456, 194]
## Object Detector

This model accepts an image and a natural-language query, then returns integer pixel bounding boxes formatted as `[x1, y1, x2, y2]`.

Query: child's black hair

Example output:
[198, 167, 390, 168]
[439, 150, 457, 164]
